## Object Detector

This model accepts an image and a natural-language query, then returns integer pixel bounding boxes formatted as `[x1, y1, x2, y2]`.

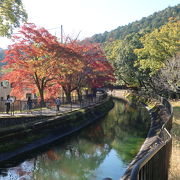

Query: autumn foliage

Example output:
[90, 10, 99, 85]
[2, 23, 115, 102]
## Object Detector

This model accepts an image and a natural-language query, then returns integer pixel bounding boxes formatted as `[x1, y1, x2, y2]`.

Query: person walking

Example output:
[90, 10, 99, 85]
[55, 97, 61, 111]
[27, 96, 33, 113]
[5, 95, 11, 114]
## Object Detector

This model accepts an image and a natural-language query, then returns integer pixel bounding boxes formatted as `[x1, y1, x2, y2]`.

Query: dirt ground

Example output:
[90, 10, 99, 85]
[169, 101, 180, 180]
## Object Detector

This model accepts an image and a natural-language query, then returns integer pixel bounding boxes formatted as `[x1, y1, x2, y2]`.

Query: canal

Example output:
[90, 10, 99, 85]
[0, 99, 150, 180]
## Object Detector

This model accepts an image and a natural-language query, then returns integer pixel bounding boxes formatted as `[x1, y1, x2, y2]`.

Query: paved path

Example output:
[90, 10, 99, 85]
[0, 104, 81, 117]
[0, 101, 99, 117]
[110, 89, 129, 98]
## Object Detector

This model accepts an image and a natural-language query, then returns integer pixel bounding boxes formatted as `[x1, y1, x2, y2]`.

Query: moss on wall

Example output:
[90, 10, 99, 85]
[0, 98, 114, 155]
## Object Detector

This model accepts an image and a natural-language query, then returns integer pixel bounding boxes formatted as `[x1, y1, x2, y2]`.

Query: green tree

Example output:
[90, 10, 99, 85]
[103, 40, 122, 64]
[135, 19, 180, 74]
[91, 4, 180, 43]
[0, 0, 27, 37]
[135, 19, 180, 95]
[104, 33, 144, 87]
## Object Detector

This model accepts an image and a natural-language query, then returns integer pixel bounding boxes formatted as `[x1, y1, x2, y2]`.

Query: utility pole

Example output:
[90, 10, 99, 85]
[60, 25, 64, 100]
[61, 25, 63, 43]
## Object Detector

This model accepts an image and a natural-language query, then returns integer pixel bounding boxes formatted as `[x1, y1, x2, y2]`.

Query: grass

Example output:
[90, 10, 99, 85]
[169, 101, 180, 180]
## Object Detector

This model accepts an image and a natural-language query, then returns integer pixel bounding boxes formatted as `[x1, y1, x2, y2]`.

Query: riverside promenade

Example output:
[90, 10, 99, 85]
[0, 104, 80, 117]
[108, 89, 128, 99]
[0, 93, 105, 117]
[0, 94, 113, 164]
[0, 93, 107, 136]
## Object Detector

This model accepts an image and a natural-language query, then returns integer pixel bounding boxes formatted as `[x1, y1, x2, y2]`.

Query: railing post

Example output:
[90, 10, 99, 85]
[71, 97, 72, 111]
[128, 98, 173, 180]
[12, 102, 14, 116]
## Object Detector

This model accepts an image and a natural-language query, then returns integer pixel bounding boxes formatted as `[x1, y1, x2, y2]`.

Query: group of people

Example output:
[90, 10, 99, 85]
[4, 95, 61, 114]
[27, 96, 62, 112]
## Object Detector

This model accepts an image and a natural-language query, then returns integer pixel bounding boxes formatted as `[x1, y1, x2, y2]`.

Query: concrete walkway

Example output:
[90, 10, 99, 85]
[0, 106, 79, 117]
[0, 101, 98, 117]
[107, 89, 128, 99]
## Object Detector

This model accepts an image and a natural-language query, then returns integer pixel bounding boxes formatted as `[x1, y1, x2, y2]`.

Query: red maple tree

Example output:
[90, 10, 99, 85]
[51, 40, 115, 101]
[2, 23, 80, 104]
[2, 23, 115, 103]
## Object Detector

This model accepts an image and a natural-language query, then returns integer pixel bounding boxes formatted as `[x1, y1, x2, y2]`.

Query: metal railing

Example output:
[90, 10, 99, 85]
[0, 92, 107, 116]
[129, 98, 173, 180]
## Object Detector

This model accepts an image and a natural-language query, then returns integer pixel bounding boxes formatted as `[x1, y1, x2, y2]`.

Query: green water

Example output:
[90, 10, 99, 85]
[0, 99, 150, 180]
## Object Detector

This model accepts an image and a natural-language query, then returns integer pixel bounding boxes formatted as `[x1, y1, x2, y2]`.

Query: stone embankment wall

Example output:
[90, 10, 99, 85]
[0, 97, 114, 162]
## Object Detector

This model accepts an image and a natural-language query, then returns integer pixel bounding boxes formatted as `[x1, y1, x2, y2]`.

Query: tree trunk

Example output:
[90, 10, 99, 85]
[39, 88, 45, 107]
[76, 89, 82, 102]
[65, 91, 71, 103]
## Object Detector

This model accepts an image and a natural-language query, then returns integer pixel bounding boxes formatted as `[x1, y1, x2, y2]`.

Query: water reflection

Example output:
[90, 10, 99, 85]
[0, 99, 150, 180]
[0, 160, 35, 180]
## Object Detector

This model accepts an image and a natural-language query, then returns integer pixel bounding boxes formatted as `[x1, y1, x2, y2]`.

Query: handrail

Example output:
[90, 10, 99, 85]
[128, 97, 173, 180]
[130, 128, 171, 180]
[163, 128, 172, 143]
[0, 92, 108, 116]
[161, 98, 173, 131]
[130, 142, 165, 180]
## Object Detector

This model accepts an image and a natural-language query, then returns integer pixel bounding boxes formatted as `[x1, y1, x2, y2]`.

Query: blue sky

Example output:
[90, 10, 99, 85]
[0, 0, 179, 48]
